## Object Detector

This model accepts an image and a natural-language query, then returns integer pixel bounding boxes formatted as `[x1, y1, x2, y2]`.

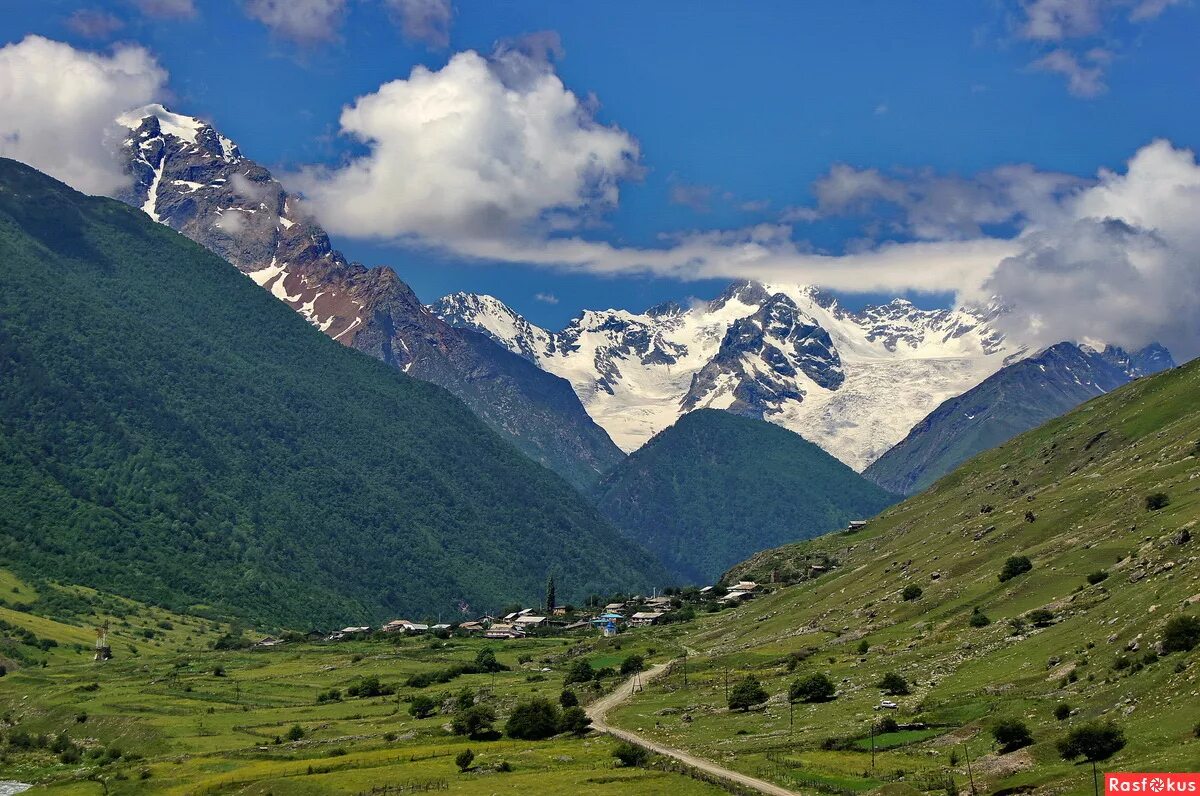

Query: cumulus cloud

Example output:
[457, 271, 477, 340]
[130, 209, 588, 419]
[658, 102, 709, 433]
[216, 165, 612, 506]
[242, 0, 347, 44]
[131, 0, 196, 18]
[0, 36, 166, 196]
[66, 9, 126, 39]
[291, 44, 640, 241]
[385, 0, 453, 48]
[987, 140, 1200, 358]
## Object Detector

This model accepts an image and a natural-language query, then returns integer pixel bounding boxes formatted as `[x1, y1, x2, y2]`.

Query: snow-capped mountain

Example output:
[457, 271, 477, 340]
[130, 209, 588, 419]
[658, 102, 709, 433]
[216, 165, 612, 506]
[432, 282, 1017, 471]
[115, 104, 624, 489]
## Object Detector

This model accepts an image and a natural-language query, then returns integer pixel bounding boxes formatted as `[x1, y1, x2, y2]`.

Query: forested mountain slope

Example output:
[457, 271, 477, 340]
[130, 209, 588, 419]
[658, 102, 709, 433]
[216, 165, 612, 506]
[0, 158, 662, 627]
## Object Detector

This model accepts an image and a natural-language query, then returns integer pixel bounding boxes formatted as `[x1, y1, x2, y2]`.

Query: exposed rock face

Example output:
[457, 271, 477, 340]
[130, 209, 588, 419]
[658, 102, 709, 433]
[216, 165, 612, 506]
[433, 280, 1012, 470]
[116, 105, 623, 490]
[863, 341, 1176, 495]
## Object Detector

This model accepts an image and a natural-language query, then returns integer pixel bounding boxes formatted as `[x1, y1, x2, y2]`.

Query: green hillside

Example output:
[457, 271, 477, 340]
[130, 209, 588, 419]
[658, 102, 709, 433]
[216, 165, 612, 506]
[593, 410, 897, 584]
[607, 356, 1200, 794]
[0, 158, 663, 627]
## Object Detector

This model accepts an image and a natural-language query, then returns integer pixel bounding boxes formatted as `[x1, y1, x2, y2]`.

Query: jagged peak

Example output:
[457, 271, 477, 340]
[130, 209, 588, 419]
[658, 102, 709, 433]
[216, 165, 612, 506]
[118, 103, 205, 143]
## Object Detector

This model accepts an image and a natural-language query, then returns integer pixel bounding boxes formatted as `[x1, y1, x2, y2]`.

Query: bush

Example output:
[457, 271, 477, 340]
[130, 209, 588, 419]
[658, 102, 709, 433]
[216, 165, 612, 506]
[1028, 609, 1055, 628]
[969, 607, 991, 627]
[856, 639, 870, 655]
[619, 654, 645, 676]
[1058, 722, 1126, 763]
[559, 706, 592, 736]
[993, 719, 1033, 753]
[450, 704, 496, 739]
[1055, 703, 1072, 721]
[728, 675, 769, 711]
[998, 556, 1033, 582]
[348, 675, 393, 698]
[474, 648, 504, 673]
[1145, 492, 1170, 511]
[613, 742, 648, 767]
[505, 698, 561, 740]
[410, 694, 438, 719]
[559, 689, 578, 708]
[285, 724, 305, 742]
[789, 672, 836, 703]
[877, 672, 910, 696]
[1086, 570, 1109, 585]
[212, 665, 225, 677]
[564, 659, 594, 685]
[876, 716, 900, 734]
[901, 584, 923, 601]
[455, 748, 474, 772]
[1161, 615, 1200, 653]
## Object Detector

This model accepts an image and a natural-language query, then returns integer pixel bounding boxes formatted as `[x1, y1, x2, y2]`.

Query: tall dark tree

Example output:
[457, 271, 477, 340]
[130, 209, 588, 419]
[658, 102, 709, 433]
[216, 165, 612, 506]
[546, 575, 557, 614]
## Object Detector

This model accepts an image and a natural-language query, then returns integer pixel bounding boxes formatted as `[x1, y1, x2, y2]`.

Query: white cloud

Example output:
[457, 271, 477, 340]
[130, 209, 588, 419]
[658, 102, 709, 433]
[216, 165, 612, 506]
[0, 36, 166, 196]
[66, 9, 126, 39]
[1031, 48, 1110, 97]
[669, 182, 715, 212]
[243, 0, 347, 44]
[1019, 0, 1104, 40]
[533, 292, 559, 304]
[291, 46, 640, 241]
[385, 0, 453, 48]
[131, 0, 196, 18]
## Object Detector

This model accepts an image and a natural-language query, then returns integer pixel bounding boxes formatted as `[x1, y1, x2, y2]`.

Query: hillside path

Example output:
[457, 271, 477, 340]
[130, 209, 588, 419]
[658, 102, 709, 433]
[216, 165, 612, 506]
[586, 658, 801, 796]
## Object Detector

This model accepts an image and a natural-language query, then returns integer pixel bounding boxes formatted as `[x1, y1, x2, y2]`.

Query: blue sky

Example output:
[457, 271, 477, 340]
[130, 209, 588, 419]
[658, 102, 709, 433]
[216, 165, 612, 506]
[2, 0, 1199, 335]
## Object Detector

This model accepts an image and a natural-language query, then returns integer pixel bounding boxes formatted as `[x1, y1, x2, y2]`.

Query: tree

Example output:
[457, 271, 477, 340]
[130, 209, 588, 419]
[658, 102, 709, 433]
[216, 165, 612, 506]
[409, 694, 438, 719]
[505, 698, 561, 740]
[1145, 492, 1170, 511]
[992, 719, 1033, 753]
[877, 672, 910, 696]
[1086, 570, 1109, 585]
[559, 706, 592, 736]
[1161, 614, 1200, 653]
[559, 689, 579, 708]
[969, 607, 992, 627]
[620, 654, 645, 676]
[285, 724, 305, 742]
[999, 555, 1033, 582]
[546, 575, 556, 614]
[613, 742, 648, 767]
[455, 748, 474, 772]
[474, 648, 503, 673]
[1028, 609, 1055, 628]
[856, 639, 869, 655]
[450, 705, 496, 739]
[789, 672, 835, 703]
[1055, 703, 1072, 721]
[1059, 722, 1127, 796]
[728, 675, 769, 711]
[902, 584, 923, 601]
[564, 658, 595, 685]
[455, 687, 475, 711]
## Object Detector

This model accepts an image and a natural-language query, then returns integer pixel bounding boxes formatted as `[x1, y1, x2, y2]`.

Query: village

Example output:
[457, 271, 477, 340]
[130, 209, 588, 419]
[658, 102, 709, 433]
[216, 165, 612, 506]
[275, 579, 767, 648]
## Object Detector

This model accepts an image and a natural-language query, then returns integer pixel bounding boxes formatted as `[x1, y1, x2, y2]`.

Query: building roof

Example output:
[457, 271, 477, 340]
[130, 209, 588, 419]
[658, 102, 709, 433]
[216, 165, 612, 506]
[631, 612, 665, 620]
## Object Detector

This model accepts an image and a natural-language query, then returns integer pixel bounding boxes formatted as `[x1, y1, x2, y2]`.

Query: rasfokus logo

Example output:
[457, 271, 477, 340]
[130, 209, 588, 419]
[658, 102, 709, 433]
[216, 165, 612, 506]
[1107, 773, 1200, 794]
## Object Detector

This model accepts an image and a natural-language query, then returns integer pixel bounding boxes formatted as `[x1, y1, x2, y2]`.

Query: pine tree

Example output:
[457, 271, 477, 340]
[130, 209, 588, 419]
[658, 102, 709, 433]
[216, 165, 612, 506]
[546, 575, 557, 613]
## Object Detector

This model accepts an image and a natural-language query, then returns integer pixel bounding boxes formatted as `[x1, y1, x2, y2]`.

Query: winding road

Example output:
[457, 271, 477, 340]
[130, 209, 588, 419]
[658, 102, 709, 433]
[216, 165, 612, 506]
[586, 659, 801, 796]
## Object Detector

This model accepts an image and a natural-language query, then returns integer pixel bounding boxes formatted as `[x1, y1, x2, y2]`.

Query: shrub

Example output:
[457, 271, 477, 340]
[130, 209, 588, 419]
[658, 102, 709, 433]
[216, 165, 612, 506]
[728, 675, 769, 711]
[349, 675, 392, 698]
[1058, 722, 1126, 763]
[474, 648, 504, 673]
[212, 665, 225, 677]
[1145, 493, 1170, 511]
[1161, 615, 1200, 653]
[1055, 703, 1072, 722]
[993, 719, 1033, 753]
[410, 694, 438, 719]
[619, 654, 645, 676]
[789, 672, 836, 703]
[901, 584, 923, 601]
[1193, 721, 1200, 739]
[285, 724, 305, 742]
[450, 704, 496, 739]
[877, 672, 910, 696]
[559, 689, 579, 708]
[613, 742, 648, 767]
[455, 748, 475, 772]
[559, 706, 592, 736]
[969, 607, 991, 627]
[1087, 570, 1109, 585]
[505, 698, 561, 740]
[998, 556, 1033, 582]
[564, 659, 594, 685]
[1028, 609, 1055, 628]
[455, 688, 475, 711]
[876, 716, 899, 734]
[856, 640, 870, 655]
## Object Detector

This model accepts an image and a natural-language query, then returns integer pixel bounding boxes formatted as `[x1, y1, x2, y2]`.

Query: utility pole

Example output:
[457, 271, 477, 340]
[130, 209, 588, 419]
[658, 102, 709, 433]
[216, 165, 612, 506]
[682, 649, 688, 688]
[964, 744, 976, 796]
[723, 667, 729, 702]
[871, 723, 876, 773]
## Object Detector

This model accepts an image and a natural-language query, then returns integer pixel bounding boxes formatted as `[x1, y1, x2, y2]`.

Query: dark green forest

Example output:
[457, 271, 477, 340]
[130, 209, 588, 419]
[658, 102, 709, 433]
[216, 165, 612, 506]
[593, 409, 897, 583]
[0, 159, 663, 627]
